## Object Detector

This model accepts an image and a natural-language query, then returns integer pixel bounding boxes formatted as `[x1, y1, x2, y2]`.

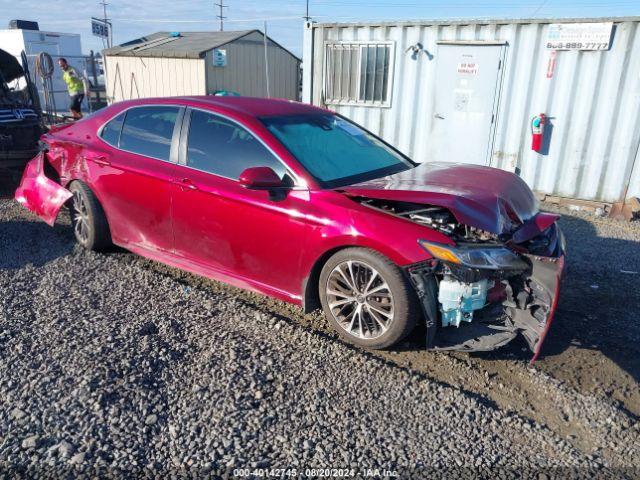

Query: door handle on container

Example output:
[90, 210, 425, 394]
[173, 178, 198, 191]
[434, 113, 445, 120]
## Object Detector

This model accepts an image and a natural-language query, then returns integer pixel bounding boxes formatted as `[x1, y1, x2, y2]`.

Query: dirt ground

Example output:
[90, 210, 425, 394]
[1, 171, 638, 469]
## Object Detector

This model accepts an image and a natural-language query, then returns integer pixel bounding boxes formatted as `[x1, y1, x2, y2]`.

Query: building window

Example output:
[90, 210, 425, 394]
[324, 42, 394, 107]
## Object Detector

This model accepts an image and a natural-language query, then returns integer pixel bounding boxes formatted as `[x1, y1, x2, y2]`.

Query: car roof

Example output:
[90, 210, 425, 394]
[114, 96, 330, 118]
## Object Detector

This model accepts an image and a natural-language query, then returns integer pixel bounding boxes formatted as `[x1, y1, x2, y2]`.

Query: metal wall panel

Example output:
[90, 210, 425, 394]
[304, 18, 640, 202]
[104, 55, 206, 102]
[205, 31, 301, 100]
[105, 32, 300, 104]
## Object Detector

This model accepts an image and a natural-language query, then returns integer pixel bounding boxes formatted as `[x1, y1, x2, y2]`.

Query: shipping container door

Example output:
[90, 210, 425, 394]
[427, 43, 505, 166]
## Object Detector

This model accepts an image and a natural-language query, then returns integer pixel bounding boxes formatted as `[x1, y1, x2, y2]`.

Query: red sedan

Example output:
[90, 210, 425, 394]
[15, 96, 565, 360]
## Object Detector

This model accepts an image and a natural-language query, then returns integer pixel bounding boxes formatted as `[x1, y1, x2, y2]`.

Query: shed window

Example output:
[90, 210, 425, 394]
[324, 42, 394, 107]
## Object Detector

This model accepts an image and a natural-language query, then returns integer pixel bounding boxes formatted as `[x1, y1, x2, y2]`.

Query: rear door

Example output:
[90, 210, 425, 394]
[90, 105, 183, 252]
[427, 43, 505, 166]
[170, 108, 311, 299]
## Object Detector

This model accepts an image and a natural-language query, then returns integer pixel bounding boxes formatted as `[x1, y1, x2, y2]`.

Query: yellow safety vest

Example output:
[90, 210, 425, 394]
[63, 67, 84, 95]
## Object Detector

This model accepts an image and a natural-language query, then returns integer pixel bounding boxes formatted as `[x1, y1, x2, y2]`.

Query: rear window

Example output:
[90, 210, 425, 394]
[99, 112, 124, 147]
[118, 106, 180, 161]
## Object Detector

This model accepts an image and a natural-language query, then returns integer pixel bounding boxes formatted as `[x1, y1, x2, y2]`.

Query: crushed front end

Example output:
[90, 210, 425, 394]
[363, 199, 566, 361]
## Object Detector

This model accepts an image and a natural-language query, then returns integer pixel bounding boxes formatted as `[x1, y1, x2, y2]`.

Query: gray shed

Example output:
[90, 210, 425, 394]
[104, 30, 300, 103]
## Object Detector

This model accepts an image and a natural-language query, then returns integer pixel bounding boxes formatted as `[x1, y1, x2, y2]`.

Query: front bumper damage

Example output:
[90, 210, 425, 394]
[14, 152, 72, 226]
[408, 229, 565, 362]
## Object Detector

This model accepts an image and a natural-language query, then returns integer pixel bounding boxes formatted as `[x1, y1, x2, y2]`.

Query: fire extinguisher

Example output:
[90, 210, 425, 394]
[531, 114, 546, 152]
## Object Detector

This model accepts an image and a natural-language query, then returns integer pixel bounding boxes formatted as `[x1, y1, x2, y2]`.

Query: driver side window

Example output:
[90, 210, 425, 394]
[186, 109, 286, 180]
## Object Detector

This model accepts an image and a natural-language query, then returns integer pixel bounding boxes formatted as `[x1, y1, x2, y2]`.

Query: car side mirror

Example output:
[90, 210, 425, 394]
[239, 166, 284, 189]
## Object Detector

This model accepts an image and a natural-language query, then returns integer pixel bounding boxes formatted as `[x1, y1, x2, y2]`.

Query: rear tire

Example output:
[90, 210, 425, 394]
[68, 181, 111, 251]
[319, 248, 419, 349]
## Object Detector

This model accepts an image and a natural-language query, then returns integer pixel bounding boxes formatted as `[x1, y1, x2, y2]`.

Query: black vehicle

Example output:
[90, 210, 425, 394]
[0, 48, 43, 168]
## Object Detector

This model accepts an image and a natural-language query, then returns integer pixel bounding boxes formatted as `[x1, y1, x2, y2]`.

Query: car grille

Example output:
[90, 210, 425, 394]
[0, 108, 39, 123]
[0, 123, 41, 151]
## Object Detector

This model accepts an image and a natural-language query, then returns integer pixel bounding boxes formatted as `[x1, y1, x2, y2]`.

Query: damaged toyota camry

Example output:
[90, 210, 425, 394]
[15, 97, 565, 361]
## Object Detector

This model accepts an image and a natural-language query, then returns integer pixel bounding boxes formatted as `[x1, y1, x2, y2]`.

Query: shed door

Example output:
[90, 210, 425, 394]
[427, 43, 504, 166]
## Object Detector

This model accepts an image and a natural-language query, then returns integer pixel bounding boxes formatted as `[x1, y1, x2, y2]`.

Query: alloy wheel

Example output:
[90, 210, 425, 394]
[325, 260, 395, 340]
[72, 191, 90, 244]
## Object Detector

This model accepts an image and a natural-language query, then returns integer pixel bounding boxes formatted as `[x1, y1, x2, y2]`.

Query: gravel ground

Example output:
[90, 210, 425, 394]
[0, 180, 639, 477]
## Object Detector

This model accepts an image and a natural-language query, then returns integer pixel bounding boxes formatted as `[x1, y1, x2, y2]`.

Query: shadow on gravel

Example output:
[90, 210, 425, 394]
[215, 295, 505, 412]
[476, 213, 640, 386]
[0, 169, 21, 199]
[0, 220, 74, 269]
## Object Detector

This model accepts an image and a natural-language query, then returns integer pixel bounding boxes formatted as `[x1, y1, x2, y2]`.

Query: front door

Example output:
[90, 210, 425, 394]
[171, 108, 311, 300]
[427, 43, 504, 166]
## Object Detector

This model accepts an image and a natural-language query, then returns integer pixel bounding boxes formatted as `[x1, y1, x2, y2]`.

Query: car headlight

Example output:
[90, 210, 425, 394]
[418, 240, 528, 270]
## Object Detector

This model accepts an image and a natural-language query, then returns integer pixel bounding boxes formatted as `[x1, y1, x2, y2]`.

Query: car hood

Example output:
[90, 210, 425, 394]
[337, 162, 539, 236]
[0, 48, 24, 84]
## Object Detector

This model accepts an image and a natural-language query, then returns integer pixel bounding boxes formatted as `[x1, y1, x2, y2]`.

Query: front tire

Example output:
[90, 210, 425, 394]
[69, 181, 111, 251]
[319, 248, 419, 349]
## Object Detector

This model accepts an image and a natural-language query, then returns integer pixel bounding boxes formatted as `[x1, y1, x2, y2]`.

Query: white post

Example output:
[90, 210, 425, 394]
[263, 21, 270, 98]
[302, 21, 313, 104]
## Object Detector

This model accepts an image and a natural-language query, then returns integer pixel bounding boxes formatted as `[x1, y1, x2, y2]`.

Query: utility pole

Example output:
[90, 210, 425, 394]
[99, 0, 112, 48]
[215, 0, 228, 31]
[303, 0, 311, 21]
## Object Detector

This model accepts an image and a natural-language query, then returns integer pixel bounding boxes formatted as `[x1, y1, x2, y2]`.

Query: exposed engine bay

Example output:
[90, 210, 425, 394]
[362, 198, 499, 243]
[358, 198, 565, 360]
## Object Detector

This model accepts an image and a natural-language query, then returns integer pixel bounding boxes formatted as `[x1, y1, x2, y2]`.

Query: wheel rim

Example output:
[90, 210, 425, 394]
[72, 191, 90, 244]
[326, 260, 395, 340]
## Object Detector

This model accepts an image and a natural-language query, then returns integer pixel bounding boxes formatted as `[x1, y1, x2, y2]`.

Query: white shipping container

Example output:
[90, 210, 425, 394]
[0, 28, 88, 113]
[303, 17, 640, 203]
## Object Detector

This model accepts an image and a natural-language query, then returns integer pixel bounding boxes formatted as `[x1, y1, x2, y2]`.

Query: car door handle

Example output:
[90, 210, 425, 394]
[173, 178, 198, 191]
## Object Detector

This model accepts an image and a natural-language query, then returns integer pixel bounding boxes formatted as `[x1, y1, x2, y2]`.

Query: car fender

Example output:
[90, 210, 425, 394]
[298, 199, 450, 312]
[45, 139, 118, 231]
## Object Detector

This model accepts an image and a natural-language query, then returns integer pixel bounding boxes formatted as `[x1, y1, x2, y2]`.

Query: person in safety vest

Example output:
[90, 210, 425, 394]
[58, 57, 85, 120]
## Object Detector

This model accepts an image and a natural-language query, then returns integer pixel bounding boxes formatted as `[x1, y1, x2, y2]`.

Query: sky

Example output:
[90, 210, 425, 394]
[1, 0, 639, 57]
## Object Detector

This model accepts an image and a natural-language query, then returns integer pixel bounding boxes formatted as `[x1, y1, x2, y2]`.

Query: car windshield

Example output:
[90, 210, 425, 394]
[260, 114, 414, 188]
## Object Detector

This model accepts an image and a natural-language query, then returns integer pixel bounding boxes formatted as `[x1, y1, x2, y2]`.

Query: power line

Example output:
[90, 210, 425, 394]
[308, 0, 638, 5]
[215, 0, 228, 31]
[531, 0, 551, 16]
[112, 16, 304, 24]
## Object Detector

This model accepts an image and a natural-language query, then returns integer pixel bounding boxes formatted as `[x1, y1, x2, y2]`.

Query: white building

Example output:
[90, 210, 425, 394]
[103, 30, 301, 103]
[303, 17, 640, 204]
[0, 25, 88, 113]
